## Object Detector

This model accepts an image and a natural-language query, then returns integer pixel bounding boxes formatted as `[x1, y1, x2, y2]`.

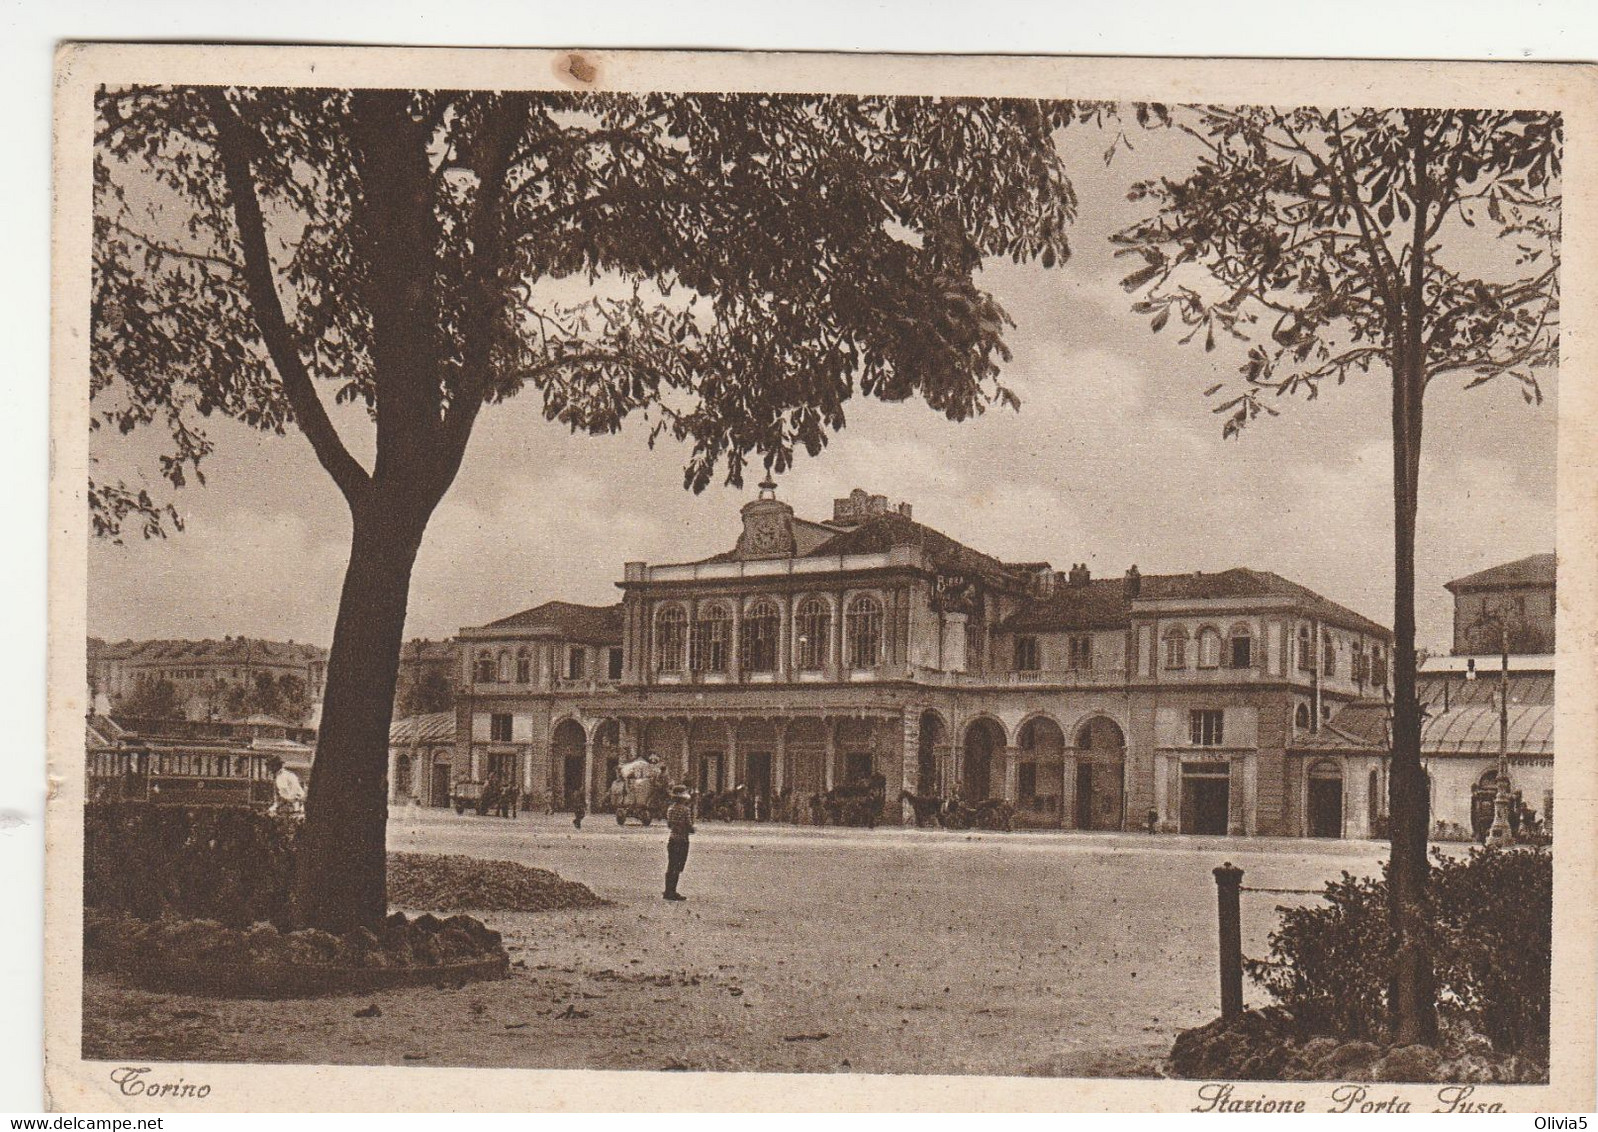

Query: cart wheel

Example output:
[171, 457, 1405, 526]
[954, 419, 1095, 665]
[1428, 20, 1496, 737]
[640, 812, 652, 827]
[616, 810, 627, 826]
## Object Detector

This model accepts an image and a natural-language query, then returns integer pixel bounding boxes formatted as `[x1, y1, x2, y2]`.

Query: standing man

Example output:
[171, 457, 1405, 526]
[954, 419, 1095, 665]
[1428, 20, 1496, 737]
[664, 784, 694, 901]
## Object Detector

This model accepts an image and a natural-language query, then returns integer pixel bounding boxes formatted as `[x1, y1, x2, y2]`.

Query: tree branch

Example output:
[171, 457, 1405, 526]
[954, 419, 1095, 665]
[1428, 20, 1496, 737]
[204, 89, 371, 506]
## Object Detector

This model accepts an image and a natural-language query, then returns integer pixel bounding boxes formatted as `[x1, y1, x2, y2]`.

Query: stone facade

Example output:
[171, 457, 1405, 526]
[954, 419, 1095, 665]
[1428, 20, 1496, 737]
[449, 485, 1395, 838]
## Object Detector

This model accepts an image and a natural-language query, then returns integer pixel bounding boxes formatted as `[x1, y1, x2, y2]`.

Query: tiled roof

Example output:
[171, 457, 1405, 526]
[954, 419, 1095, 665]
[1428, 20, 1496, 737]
[1002, 577, 1135, 632]
[96, 637, 327, 664]
[477, 601, 623, 644]
[1445, 553, 1556, 592]
[390, 712, 457, 747]
[807, 512, 1025, 586]
[1003, 567, 1389, 638]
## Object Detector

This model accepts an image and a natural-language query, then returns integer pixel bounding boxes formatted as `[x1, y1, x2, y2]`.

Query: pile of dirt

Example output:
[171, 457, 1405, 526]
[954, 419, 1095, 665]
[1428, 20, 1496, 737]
[86, 907, 506, 977]
[386, 852, 610, 914]
[1168, 1008, 1548, 1084]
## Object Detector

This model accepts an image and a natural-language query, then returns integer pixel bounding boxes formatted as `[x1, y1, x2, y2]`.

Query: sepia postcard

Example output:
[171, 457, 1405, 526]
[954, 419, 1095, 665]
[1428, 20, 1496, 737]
[46, 44, 1598, 1112]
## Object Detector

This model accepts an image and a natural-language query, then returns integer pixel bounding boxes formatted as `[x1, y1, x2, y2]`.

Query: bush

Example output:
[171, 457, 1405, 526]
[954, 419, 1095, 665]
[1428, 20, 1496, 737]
[1245, 847, 1550, 1055]
[84, 803, 300, 929]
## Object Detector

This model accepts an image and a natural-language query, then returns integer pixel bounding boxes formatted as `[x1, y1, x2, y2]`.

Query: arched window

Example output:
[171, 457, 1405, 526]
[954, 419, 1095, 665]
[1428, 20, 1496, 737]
[474, 650, 495, 683]
[1297, 624, 1314, 672]
[515, 647, 531, 684]
[1295, 702, 1311, 730]
[1322, 631, 1337, 677]
[1227, 623, 1253, 669]
[656, 605, 687, 673]
[1197, 626, 1223, 668]
[845, 594, 883, 669]
[496, 650, 512, 682]
[395, 754, 412, 797]
[741, 598, 779, 673]
[1163, 627, 1189, 670]
[692, 603, 731, 673]
[795, 597, 830, 671]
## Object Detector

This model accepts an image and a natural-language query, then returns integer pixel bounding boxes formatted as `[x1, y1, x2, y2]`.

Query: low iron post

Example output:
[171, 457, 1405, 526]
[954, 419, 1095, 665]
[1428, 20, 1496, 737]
[1213, 862, 1244, 1022]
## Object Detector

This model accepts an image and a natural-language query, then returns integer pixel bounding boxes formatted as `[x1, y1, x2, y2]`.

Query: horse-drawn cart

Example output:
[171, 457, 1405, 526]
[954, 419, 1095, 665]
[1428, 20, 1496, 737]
[609, 757, 668, 826]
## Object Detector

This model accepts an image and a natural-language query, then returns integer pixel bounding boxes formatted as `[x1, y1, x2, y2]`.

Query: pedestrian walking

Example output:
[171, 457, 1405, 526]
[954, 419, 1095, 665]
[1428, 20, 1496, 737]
[572, 788, 586, 830]
[663, 784, 694, 901]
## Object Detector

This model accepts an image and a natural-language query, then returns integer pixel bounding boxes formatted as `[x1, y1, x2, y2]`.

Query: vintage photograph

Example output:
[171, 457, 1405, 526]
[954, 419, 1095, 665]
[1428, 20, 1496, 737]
[47, 46, 1596, 1111]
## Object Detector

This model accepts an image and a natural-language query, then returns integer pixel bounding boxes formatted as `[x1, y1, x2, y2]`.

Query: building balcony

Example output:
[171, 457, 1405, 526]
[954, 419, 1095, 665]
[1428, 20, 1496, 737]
[909, 667, 1128, 689]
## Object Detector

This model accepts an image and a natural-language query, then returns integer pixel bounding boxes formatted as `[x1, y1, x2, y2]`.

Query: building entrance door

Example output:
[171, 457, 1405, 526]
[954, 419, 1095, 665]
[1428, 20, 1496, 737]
[1307, 762, 1344, 838]
[430, 762, 451, 807]
[1075, 762, 1093, 829]
[697, 752, 725, 796]
[745, 752, 772, 818]
[561, 754, 585, 811]
[1181, 763, 1230, 835]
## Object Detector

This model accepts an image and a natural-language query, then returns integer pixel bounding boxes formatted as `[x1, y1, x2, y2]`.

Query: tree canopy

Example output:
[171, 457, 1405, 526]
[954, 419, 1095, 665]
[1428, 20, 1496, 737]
[93, 89, 1083, 536]
[92, 86, 1087, 930]
[1110, 107, 1559, 436]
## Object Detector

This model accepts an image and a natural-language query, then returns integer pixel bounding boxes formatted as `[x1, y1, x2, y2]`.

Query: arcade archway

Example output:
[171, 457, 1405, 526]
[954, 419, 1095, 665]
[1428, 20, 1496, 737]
[1073, 716, 1125, 831]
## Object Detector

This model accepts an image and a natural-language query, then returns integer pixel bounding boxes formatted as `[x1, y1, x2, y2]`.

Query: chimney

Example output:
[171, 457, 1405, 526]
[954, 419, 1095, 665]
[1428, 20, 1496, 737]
[1068, 563, 1091, 588]
[832, 487, 911, 528]
[1124, 565, 1142, 599]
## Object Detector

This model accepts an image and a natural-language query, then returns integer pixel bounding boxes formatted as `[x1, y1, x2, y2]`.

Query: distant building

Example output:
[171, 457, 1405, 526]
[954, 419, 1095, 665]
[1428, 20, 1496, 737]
[445, 484, 1392, 837]
[1446, 553, 1556, 655]
[90, 636, 328, 723]
[388, 711, 458, 808]
[453, 602, 624, 809]
[1315, 552, 1558, 841]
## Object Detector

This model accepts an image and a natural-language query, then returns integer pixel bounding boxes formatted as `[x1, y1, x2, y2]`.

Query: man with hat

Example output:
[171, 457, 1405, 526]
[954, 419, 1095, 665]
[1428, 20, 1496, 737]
[663, 784, 694, 901]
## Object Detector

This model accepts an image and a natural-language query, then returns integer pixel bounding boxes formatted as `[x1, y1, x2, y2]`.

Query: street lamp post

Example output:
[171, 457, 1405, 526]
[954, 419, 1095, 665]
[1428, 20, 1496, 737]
[1469, 612, 1514, 849]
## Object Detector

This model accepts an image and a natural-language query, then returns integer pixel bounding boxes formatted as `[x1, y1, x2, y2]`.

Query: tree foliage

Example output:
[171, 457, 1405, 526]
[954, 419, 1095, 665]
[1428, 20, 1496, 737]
[398, 666, 454, 717]
[119, 675, 182, 720]
[93, 88, 1084, 535]
[1111, 107, 1559, 435]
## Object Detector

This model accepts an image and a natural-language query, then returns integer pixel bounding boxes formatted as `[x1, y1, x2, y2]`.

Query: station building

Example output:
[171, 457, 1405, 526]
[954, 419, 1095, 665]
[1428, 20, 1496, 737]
[434, 485, 1398, 838]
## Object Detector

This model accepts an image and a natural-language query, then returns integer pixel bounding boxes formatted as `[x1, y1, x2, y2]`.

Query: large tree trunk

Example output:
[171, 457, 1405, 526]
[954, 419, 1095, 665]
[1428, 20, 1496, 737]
[1386, 216, 1440, 1043]
[1387, 468, 1437, 1044]
[292, 496, 429, 932]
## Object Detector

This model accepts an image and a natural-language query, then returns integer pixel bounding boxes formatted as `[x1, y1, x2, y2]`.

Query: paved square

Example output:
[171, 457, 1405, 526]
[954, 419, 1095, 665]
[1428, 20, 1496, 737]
[85, 812, 1391, 1075]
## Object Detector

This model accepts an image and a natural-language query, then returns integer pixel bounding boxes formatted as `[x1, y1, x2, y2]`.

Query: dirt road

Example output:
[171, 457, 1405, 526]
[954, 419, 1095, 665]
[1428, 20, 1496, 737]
[84, 812, 1389, 1076]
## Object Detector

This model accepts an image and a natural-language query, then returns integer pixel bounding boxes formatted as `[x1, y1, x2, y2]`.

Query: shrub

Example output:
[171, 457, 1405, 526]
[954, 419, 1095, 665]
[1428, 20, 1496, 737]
[84, 803, 300, 928]
[1245, 846, 1550, 1055]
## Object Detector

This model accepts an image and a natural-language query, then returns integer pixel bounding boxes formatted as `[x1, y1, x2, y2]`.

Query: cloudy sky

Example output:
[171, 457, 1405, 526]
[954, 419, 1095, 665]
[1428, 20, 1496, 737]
[87, 112, 1557, 654]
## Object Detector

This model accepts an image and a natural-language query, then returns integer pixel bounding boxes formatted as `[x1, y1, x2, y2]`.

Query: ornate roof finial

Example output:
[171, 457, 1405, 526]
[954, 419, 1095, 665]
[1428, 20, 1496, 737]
[758, 475, 778, 501]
